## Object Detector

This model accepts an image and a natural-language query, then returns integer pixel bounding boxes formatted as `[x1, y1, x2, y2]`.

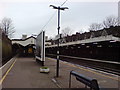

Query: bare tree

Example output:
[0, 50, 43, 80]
[118, 17, 120, 26]
[89, 23, 103, 31]
[118, 20, 120, 26]
[103, 16, 118, 28]
[0, 27, 2, 38]
[0, 17, 15, 38]
[61, 27, 72, 37]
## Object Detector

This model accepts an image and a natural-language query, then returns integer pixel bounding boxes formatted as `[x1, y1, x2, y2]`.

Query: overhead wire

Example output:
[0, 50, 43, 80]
[41, 11, 57, 31]
[40, 0, 68, 33]
[61, 0, 68, 6]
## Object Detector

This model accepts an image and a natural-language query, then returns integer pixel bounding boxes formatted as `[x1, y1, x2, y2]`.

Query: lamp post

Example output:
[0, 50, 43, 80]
[50, 5, 68, 77]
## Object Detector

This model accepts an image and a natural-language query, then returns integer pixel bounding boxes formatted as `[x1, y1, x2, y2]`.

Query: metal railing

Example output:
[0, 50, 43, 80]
[69, 70, 99, 90]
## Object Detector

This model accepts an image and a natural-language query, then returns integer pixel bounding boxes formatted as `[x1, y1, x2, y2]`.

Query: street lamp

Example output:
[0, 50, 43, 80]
[50, 5, 68, 77]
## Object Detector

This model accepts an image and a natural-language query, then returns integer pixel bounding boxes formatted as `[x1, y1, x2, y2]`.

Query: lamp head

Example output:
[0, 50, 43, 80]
[50, 5, 68, 10]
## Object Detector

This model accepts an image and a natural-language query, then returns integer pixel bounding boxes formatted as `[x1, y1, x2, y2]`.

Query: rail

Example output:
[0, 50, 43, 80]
[46, 54, 120, 75]
[69, 70, 99, 90]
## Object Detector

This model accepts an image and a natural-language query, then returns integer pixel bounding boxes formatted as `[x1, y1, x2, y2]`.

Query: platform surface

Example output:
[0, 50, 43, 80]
[2, 57, 120, 89]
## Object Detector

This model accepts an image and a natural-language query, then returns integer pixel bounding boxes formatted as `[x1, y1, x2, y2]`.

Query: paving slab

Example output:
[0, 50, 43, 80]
[2, 57, 120, 89]
[2, 57, 57, 88]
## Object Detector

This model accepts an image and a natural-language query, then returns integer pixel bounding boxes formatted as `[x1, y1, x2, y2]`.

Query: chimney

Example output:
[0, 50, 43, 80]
[22, 34, 27, 39]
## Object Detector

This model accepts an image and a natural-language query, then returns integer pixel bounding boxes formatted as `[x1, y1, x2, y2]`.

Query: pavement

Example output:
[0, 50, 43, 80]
[2, 57, 120, 89]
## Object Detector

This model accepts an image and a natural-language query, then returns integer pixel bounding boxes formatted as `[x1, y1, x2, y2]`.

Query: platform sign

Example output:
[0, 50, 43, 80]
[35, 31, 45, 65]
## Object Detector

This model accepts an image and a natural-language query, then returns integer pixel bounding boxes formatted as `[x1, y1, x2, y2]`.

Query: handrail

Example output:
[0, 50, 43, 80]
[69, 70, 99, 90]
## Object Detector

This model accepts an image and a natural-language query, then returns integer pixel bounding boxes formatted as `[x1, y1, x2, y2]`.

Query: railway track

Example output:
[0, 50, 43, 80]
[46, 54, 120, 76]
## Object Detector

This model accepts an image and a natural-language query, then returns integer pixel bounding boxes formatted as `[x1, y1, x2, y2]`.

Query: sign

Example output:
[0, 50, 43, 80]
[35, 31, 45, 65]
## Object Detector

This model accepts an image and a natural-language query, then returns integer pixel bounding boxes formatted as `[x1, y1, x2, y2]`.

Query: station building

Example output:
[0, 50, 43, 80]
[12, 35, 36, 56]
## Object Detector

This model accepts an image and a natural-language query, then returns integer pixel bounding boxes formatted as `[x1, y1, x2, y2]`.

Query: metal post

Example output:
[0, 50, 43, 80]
[56, 7, 60, 77]
[50, 5, 68, 77]
[69, 72, 72, 88]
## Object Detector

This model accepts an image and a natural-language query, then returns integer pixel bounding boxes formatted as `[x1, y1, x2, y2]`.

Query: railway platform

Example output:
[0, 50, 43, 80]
[1, 57, 120, 89]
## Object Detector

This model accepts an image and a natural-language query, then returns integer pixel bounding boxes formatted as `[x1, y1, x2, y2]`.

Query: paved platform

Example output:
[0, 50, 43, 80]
[2, 57, 120, 89]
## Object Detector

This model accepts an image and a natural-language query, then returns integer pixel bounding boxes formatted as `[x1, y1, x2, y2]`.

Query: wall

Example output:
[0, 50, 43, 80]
[2, 33, 12, 65]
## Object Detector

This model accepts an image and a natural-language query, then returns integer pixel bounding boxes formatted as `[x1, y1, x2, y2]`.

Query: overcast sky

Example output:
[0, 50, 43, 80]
[0, 0, 119, 39]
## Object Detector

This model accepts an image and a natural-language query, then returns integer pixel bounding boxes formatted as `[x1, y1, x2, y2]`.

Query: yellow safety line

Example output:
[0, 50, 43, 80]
[0, 59, 17, 84]
[47, 57, 120, 81]
[66, 63, 119, 81]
